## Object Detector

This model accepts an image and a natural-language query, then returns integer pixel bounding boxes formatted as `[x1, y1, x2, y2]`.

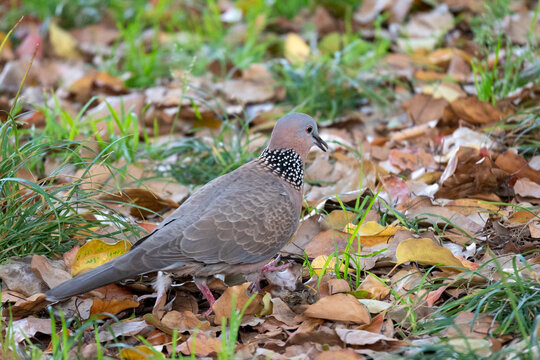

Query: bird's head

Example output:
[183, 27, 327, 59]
[268, 113, 328, 161]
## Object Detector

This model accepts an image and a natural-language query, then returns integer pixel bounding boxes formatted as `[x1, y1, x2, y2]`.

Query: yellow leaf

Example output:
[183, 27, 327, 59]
[396, 238, 463, 269]
[49, 21, 80, 59]
[325, 210, 356, 231]
[345, 222, 406, 247]
[284, 33, 310, 63]
[423, 83, 465, 102]
[355, 221, 386, 236]
[311, 255, 345, 276]
[71, 239, 131, 276]
[119, 345, 156, 360]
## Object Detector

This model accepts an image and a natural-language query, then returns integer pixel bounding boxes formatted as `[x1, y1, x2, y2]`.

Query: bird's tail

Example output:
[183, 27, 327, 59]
[46, 260, 137, 301]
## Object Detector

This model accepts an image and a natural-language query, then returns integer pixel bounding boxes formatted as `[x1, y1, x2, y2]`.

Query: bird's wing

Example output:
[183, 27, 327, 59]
[130, 164, 300, 269]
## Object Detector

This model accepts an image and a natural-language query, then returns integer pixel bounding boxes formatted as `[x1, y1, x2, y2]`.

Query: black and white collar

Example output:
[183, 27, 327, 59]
[257, 148, 303, 190]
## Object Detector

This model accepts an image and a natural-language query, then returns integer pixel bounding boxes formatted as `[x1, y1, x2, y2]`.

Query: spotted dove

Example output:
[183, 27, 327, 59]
[46, 113, 328, 313]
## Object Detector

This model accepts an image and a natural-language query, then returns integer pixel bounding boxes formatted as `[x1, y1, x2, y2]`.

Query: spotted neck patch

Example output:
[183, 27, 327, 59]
[257, 148, 303, 190]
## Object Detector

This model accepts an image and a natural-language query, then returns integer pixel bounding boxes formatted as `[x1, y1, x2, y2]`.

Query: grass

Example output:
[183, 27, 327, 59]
[0, 123, 146, 263]
[272, 34, 393, 121]
[1, 294, 253, 359]
[470, 0, 539, 104]
[146, 115, 260, 186]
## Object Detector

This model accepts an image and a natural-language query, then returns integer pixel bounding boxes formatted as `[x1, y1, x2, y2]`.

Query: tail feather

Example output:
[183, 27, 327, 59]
[46, 261, 136, 301]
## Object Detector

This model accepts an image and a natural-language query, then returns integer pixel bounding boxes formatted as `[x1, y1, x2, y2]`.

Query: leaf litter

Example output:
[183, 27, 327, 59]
[2, 1, 540, 359]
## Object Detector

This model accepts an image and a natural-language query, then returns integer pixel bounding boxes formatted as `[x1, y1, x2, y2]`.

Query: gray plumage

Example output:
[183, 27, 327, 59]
[46, 113, 327, 301]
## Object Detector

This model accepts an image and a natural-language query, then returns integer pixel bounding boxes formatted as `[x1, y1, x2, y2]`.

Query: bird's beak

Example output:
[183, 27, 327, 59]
[313, 134, 328, 152]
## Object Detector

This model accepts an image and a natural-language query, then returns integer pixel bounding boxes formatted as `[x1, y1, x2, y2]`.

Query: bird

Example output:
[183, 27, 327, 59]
[46, 113, 328, 314]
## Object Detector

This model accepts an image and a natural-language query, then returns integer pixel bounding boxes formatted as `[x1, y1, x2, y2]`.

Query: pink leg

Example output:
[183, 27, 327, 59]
[248, 256, 290, 295]
[194, 279, 215, 316]
[260, 255, 290, 274]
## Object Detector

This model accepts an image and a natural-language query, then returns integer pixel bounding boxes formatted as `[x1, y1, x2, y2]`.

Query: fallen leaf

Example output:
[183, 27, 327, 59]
[496, 150, 540, 184]
[119, 345, 157, 360]
[447, 338, 492, 357]
[446, 96, 506, 125]
[322, 210, 357, 231]
[0, 257, 48, 296]
[357, 274, 390, 300]
[270, 297, 299, 327]
[284, 33, 310, 63]
[161, 310, 210, 332]
[89, 298, 140, 319]
[177, 332, 222, 357]
[98, 319, 149, 342]
[335, 328, 397, 345]
[514, 178, 540, 198]
[425, 286, 447, 306]
[304, 293, 370, 324]
[445, 311, 498, 338]
[212, 282, 263, 325]
[12, 317, 52, 343]
[30, 255, 72, 289]
[99, 188, 179, 219]
[423, 82, 466, 102]
[315, 348, 360, 360]
[71, 239, 132, 276]
[305, 230, 352, 258]
[49, 21, 81, 59]
[405, 94, 448, 125]
[311, 255, 346, 276]
[396, 238, 464, 269]
[358, 299, 392, 313]
[1, 292, 48, 317]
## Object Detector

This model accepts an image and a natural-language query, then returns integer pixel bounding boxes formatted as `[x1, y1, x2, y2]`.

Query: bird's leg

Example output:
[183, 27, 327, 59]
[261, 255, 290, 273]
[248, 256, 290, 295]
[194, 278, 215, 316]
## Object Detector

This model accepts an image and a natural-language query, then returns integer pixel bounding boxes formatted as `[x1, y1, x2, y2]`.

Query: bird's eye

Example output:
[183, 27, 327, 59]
[306, 126, 313, 134]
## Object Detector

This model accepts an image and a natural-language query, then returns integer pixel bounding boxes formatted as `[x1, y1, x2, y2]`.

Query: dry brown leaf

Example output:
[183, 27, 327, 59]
[30, 255, 72, 290]
[322, 210, 357, 231]
[69, 72, 125, 102]
[514, 178, 540, 198]
[99, 188, 179, 219]
[1, 292, 48, 318]
[447, 96, 506, 125]
[98, 319, 149, 342]
[335, 328, 397, 345]
[270, 297, 299, 327]
[389, 148, 437, 172]
[305, 229, 352, 258]
[212, 282, 263, 325]
[495, 150, 540, 184]
[357, 313, 385, 333]
[315, 349, 361, 360]
[445, 311, 498, 338]
[0, 258, 48, 296]
[405, 93, 448, 125]
[161, 310, 211, 332]
[304, 293, 370, 324]
[12, 317, 52, 343]
[357, 274, 390, 300]
[178, 332, 223, 357]
[436, 147, 508, 201]
[219, 79, 275, 104]
[89, 297, 139, 319]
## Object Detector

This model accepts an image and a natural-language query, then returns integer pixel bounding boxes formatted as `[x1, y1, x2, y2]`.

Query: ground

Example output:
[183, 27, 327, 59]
[0, 0, 540, 359]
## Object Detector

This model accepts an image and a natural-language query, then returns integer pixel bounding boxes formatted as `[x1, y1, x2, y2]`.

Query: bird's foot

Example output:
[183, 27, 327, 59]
[194, 279, 215, 317]
[248, 256, 290, 295]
